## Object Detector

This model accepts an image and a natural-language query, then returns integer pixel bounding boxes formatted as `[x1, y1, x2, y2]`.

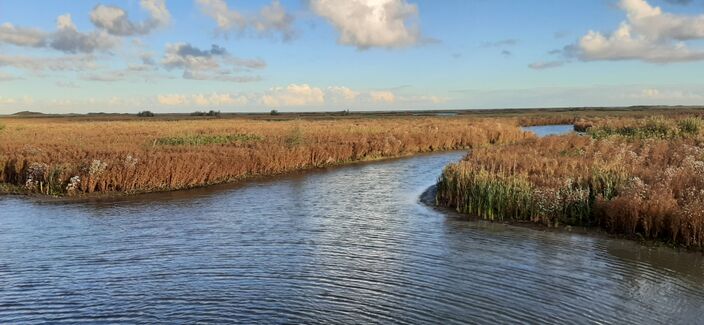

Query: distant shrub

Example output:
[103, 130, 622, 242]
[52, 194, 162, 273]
[270, 110, 280, 116]
[191, 110, 221, 117]
[137, 111, 155, 117]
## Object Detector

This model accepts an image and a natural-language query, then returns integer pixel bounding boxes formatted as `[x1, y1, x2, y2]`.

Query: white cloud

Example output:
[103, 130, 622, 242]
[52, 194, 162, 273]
[310, 0, 421, 49]
[370, 90, 396, 103]
[157, 94, 189, 106]
[196, 0, 295, 40]
[400, 95, 447, 104]
[194, 93, 249, 106]
[155, 85, 445, 109]
[576, 0, 704, 63]
[261, 84, 326, 107]
[90, 0, 171, 36]
[327, 86, 360, 102]
[140, 0, 172, 27]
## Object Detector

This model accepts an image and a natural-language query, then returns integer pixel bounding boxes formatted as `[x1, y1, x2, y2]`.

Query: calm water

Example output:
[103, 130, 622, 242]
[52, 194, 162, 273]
[523, 124, 576, 137]
[2, 151, 704, 324]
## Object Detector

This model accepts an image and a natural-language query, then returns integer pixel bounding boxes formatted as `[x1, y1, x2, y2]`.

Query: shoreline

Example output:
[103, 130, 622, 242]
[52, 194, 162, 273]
[419, 185, 702, 253]
[1, 150, 469, 203]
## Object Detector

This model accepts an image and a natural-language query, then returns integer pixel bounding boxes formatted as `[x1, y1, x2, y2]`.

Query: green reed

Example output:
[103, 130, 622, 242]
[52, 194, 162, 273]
[154, 134, 263, 146]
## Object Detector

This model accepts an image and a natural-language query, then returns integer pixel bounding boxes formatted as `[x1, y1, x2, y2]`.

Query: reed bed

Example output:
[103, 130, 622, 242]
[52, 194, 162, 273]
[0, 116, 531, 196]
[437, 116, 704, 249]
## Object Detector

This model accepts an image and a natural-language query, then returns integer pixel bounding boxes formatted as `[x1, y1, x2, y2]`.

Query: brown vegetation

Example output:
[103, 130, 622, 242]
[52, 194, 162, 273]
[437, 116, 704, 249]
[0, 116, 531, 196]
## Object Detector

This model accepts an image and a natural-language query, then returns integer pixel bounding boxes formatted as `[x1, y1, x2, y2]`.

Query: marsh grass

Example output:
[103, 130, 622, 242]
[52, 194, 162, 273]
[154, 134, 263, 146]
[437, 117, 704, 249]
[0, 116, 532, 196]
[587, 116, 704, 139]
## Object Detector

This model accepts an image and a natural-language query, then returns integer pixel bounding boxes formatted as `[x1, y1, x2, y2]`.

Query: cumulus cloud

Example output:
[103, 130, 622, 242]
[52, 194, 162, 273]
[0, 14, 117, 54]
[310, 0, 421, 49]
[161, 43, 265, 82]
[574, 0, 704, 63]
[162, 43, 228, 70]
[90, 0, 171, 36]
[327, 86, 360, 102]
[197, 0, 295, 40]
[51, 14, 117, 54]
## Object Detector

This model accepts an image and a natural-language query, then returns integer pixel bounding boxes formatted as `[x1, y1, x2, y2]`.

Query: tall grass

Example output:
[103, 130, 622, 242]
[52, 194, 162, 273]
[583, 116, 704, 139]
[437, 117, 704, 249]
[0, 116, 532, 196]
[154, 134, 263, 146]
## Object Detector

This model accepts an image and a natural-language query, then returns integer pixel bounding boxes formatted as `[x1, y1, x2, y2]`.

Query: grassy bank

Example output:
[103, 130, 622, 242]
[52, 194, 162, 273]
[437, 116, 704, 249]
[0, 116, 532, 196]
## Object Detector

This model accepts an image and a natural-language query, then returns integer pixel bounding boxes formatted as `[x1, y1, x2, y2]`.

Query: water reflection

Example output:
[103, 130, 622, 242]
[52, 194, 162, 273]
[1, 152, 703, 323]
[523, 124, 575, 137]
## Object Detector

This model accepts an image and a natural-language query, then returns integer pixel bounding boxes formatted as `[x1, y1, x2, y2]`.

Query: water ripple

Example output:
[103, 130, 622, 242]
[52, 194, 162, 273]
[1, 152, 703, 324]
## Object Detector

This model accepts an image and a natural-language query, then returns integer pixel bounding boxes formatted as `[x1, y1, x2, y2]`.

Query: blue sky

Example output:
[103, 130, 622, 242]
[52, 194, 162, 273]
[1, 0, 704, 113]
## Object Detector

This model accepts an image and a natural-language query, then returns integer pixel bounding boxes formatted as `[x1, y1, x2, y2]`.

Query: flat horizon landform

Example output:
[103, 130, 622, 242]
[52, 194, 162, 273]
[1, 106, 703, 250]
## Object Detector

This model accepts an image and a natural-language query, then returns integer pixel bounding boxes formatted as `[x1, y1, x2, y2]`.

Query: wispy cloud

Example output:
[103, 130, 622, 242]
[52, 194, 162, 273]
[90, 0, 171, 36]
[197, 0, 296, 41]
[161, 43, 265, 82]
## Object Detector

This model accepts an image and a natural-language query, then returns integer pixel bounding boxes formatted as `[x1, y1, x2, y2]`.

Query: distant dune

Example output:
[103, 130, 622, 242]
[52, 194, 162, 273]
[11, 111, 45, 116]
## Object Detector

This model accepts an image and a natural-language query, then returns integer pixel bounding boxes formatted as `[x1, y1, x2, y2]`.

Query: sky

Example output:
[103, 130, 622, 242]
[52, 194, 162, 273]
[1, 0, 704, 113]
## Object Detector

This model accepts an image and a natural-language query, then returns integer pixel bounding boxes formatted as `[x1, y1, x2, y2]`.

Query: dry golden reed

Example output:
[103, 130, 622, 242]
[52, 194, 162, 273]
[0, 116, 531, 196]
[437, 116, 704, 249]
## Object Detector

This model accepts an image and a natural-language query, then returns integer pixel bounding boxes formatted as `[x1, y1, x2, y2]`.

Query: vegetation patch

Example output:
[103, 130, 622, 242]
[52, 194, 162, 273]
[154, 133, 264, 146]
[587, 116, 704, 139]
[0, 117, 531, 197]
[437, 116, 704, 249]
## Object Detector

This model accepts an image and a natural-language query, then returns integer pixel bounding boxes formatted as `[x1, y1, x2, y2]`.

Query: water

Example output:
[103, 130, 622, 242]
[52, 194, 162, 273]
[523, 124, 575, 137]
[1, 152, 703, 324]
